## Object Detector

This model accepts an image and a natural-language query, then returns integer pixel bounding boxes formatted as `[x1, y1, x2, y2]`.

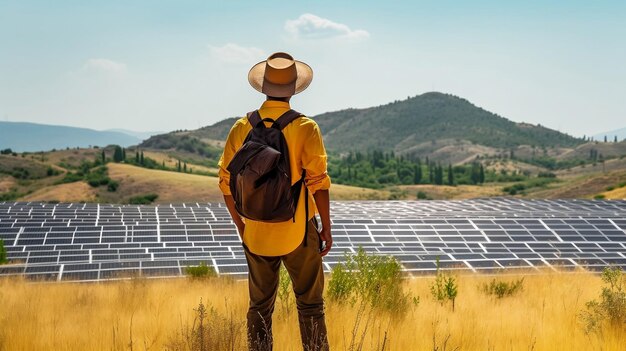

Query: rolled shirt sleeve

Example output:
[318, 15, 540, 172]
[301, 120, 331, 194]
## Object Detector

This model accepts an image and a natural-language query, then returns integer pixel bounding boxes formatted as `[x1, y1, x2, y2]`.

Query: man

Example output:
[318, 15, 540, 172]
[217, 52, 332, 351]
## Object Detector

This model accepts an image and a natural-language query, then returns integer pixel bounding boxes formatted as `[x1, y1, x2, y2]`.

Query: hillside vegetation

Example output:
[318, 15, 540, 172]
[314, 92, 583, 152]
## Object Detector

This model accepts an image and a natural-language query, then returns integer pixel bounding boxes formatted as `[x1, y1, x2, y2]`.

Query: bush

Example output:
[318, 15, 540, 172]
[481, 278, 524, 299]
[327, 247, 412, 314]
[431, 258, 458, 311]
[580, 267, 626, 334]
[416, 191, 428, 200]
[128, 193, 159, 205]
[57, 172, 84, 184]
[46, 166, 60, 177]
[594, 194, 606, 200]
[0, 238, 8, 264]
[107, 180, 119, 192]
[185, 262, 217, 279]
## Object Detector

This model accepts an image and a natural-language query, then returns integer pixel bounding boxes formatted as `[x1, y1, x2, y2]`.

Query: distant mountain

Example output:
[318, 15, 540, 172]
[144, 92, 583, 162]
[104, 128, 164, 141]
[593, 127, 626, 142]
[0, 121, 141, 152]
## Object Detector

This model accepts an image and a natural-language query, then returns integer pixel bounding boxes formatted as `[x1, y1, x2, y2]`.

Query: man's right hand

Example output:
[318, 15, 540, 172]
[318, 226, 332, 257]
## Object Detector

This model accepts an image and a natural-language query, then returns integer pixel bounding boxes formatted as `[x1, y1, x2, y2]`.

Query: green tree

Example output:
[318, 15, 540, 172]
[135, 150, 140, 163]
[479, 164, 485, 184]
[183, 162, 187, 173]
[101, 150, 105, 164]
[113, 145, 123, 162]
[122, 147, 126, 161]
[447, 164, 454, 185]
[413, 164, 422, 184]
[140, 151, 144, 165]
[434, 164, 443, 185]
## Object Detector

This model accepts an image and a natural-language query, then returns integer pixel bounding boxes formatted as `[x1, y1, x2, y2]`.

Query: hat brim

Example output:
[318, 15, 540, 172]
[248, 60, 313, 97]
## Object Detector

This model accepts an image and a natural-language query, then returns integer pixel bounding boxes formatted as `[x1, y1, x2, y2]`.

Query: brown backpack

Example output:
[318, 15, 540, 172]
[227, 109, 308, 228]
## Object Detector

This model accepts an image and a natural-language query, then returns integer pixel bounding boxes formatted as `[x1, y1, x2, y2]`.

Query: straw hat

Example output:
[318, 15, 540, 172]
[248, 52, 313, 97]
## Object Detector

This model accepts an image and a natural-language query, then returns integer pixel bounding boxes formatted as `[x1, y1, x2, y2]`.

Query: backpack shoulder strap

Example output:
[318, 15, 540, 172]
[247, 110, 262, 128]
[276, 109, 304, 130]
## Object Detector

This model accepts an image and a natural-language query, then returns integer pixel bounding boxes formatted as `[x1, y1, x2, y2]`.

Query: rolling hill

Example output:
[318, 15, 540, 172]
[0, 121, 142, 152]
[141, 92, 585, 163]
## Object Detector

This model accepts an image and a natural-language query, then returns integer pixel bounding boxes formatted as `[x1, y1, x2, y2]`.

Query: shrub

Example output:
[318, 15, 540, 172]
[185, 262, 217, 279]
[57, 172, 84, 184]
[0, 239, 8, 264]
[430, 258, 458, 311]
[107, 180, 119, 192]
[46, 166, 60, 177]
[594, 194, 606, 200]
[416, 191, 428, 200]
[580, 267, 626, 334]
[481, 278, 524, 299]
[327, 247, 411, 314]
[165, 298, 245, 351]
[128, 193, 159, 205]
[277, 264, 293, 315]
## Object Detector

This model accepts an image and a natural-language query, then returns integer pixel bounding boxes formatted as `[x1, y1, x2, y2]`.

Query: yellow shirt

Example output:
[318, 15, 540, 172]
[217, 100, 331, 256]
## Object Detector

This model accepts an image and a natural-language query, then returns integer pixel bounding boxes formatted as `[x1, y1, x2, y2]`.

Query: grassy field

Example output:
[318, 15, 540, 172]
[0, 271, 623, 350]
[19, 181, 98, 203]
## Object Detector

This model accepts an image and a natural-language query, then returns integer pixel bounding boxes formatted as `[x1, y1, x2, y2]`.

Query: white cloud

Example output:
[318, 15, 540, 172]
[285, 14, 369, 41]
[83, 58, 127, 72]
[209, 43, 266, 64]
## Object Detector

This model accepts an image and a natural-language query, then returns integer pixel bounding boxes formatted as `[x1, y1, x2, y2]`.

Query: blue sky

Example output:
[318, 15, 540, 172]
[1, 0, 625, 137]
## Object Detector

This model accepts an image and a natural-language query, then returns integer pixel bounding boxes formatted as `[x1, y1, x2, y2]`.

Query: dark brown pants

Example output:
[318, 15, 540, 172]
[243, 220, 329, 351]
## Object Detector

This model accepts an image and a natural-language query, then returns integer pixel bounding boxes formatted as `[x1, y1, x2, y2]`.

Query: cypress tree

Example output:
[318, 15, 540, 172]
[183, 162, 187, 173]
[479, 164, 485, 184]
[435, 164, 443, 185]
[135, 151, 140, 163]
[140, 151, 144, 165]
[122, 148, 126, 161]
[413, 164, 422, 184]
[447, 164, 454, 185]
[113, 145, 123, 162]
[615, 135, 618, 143]
[429, 162, 434, 184]
[101, 150, 105, 164]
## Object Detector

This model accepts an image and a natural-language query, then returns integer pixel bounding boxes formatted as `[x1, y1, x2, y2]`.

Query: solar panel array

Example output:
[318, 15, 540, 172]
[1, 199, 625, 282]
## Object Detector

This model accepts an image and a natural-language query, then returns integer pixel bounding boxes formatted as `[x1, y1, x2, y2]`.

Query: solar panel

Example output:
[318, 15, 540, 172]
[1, 199, 626, 281]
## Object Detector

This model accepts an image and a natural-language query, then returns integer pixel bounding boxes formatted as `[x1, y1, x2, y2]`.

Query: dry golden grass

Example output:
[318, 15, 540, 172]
[105, 163, 224, 203]
[602, 186, 626, 200]
[0, 176, 16, 193]
[18, 181, 98, 202]
[528, 171, 626, 199]
[142, 151, 219, 174]
[398, 184, 503, 200]
[329, 184, 390, 200]
[1, 271, 623, 350]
